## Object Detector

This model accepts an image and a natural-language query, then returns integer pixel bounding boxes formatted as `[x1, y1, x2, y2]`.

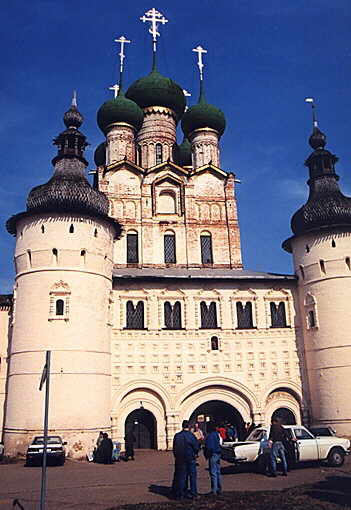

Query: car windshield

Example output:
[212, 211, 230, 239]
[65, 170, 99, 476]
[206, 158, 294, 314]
[33, 436, 62, 445]
[247, 429, 267, 441]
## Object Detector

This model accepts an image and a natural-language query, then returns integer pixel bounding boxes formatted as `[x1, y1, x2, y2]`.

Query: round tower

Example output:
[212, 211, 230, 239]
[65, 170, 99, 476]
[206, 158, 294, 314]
[4, 97, 122, 457]
[283, 113, 351, 435]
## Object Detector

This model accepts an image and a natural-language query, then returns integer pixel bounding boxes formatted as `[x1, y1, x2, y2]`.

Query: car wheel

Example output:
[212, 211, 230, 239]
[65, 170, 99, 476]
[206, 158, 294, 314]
[58, 457, 65, 466]
[327, 448, 345, 467]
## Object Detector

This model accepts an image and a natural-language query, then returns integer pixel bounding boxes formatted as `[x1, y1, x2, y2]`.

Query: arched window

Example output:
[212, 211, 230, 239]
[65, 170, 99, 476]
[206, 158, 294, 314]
[200, 301, 218, 328]
[270, 302, 287, 328]
[126, 301, 145, 329]
[308, 310, 316, 328]
[200, 232, 213, 264]
[56, 299, 64, 316]
[52, 248, 58, 265]
[236, 302, 254, 329]
[164, 232, 176, 263]
[164, 301, 182, 329]
[211, 336, 219, 351]
[137, 145, 142, 166]
[155, 143, 163, 165]
[127, 231, 139, 264]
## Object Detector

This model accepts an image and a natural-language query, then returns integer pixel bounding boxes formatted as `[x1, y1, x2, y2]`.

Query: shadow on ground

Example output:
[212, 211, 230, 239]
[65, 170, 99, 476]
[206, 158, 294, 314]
[306, 474, 351, 507]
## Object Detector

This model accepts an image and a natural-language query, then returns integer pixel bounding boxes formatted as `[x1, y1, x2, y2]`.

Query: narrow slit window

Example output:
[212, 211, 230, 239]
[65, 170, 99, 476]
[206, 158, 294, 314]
[137, 146, 142, 166]
[56, 299, 64, 316]
[155, 143, 163, 165]
[320, 259, 326, 274]
[200, 233, 213, 264]
[94, 228, 98, 238]
[211, 336, 219, 351]
[27, 250, 32, 268]
[164, 233, 176, 263]
[305, 245, 310, 253]
[308, 310, 316, 328]
[41, 225, 45, 234]
[331, 239, 336, 248]
[346, 257, 351, 270]
[299, 265, 305, 280]
[127, 233, 139, 264]
[69, 224, 74, 233]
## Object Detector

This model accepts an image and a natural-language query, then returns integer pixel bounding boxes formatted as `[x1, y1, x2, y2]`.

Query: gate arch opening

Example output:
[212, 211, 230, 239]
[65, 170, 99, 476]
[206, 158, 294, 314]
[125, 409, 157, 449]
[272, 407, 296, 425]
[188, 400, 246, 440]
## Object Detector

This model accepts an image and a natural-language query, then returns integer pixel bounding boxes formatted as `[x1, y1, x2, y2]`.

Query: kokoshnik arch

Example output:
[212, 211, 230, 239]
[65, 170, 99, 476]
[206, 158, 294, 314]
[0, 8, 351, 457]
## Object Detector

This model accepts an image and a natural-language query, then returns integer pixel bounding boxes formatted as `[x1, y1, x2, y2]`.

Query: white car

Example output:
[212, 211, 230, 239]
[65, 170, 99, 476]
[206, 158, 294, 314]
[26, 436, 67, 466]
[221, 425, 350, 471]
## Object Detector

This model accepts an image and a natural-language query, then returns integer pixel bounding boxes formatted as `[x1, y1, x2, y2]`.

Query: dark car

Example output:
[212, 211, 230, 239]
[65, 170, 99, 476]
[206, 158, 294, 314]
[26, 436, 66, 466]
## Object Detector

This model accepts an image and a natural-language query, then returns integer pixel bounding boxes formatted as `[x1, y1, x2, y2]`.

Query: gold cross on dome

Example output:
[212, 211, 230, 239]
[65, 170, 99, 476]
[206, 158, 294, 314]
[193, 45, 207, 81]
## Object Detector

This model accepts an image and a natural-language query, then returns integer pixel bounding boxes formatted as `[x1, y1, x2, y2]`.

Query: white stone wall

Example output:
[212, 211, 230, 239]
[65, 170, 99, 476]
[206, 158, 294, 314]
[3, 213, 115, 458]
[291, 228, 351, 435]
[110, 279, 304, 449]
[0, 303, 11, 438]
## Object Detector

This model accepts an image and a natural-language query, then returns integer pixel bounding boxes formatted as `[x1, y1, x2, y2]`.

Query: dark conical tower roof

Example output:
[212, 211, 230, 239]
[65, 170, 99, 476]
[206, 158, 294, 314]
[7, 97, 122, 238]
[283, 120, 351, 251]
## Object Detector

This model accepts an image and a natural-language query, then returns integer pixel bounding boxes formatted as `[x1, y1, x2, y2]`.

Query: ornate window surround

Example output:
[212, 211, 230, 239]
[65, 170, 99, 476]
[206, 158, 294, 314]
[49, 281, 71, 321]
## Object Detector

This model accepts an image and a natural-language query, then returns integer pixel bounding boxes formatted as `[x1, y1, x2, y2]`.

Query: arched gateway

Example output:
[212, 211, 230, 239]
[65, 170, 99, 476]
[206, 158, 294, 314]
[125, 409, 157, 449]
[189, 400, 246, 439]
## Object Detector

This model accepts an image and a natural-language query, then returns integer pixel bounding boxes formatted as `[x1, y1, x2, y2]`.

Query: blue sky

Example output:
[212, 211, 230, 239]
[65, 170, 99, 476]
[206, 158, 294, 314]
[1, 0, 351, 292]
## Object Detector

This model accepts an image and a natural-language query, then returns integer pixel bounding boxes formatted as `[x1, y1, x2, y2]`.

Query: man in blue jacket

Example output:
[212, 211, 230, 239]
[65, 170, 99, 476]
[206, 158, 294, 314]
[204, 422, 222, 495]
[172, 420, 200, 499]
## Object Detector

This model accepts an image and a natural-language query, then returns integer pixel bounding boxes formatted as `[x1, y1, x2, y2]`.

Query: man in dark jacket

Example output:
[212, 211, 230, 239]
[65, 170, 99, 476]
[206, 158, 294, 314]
[204, 422, 222, 495]
[268, 417, 288, 476]
[100, 433, 113, 464]
[172, 420, 200, 499]
[124, 428, 136, 461]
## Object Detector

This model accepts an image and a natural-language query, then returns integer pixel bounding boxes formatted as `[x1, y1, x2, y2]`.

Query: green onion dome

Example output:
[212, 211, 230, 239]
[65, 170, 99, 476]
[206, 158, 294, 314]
[94, 142, 106, 167]
[97, 92, 144, 134]
[177, 136, 192, 167]
[181, 86, 226, 138]
[126, 69, 186, 121]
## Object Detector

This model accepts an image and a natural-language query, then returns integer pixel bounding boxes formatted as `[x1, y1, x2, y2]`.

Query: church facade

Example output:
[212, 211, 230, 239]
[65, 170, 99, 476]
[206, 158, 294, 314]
[1, 15, 351, 457]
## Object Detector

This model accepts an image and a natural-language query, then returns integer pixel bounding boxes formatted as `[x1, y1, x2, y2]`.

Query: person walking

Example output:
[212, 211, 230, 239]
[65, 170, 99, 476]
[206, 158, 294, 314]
[172, 420, 200, 499]
[124, 427, 136, 461]
[204, 422, 222, 495]
[268, 417, 288, 477]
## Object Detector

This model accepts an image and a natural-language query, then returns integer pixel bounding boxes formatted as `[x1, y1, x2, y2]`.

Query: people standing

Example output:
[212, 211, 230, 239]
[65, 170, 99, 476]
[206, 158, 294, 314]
[226, 423, 237, 442]
[268, 417, 288, 477]
[204, 422, 222, 495]
[124, 427, 136, 461]
[217, 424, 227, 442]
[172, 420, 200, 500]
[100, 432, 113, 464]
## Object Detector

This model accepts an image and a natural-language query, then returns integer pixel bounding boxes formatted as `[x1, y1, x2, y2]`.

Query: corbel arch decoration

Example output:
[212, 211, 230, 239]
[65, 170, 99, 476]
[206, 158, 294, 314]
[49, 281, 71, 321]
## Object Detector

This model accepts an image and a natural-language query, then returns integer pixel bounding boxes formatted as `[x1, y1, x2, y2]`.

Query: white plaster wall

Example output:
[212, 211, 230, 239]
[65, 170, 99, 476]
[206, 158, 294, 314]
[110, 279, 304, 448]
[0, 305, 11, 438]
[4, 213, 115, 457]
[291, 228, 351, 435]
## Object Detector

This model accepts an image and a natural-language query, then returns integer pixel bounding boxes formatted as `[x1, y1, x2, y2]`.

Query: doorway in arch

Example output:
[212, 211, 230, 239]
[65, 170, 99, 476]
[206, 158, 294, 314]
[189, 400, 246, 440]
[125, 409, 157, 449]
[272, 407, 296, 425]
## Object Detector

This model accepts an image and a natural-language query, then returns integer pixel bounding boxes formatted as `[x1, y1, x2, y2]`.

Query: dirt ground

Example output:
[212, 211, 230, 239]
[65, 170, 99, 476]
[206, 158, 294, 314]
[0, 451, 350, 509]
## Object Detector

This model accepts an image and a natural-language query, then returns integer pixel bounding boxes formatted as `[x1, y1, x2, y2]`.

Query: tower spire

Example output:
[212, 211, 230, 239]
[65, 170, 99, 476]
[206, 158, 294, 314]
[140, 7, 168, 71]
[192, 45, 208, 102]
[305, 97, 326, 150]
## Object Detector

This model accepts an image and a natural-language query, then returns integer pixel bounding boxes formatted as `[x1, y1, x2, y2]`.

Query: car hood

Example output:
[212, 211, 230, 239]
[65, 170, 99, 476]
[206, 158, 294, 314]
[223, 441, 258, 448]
